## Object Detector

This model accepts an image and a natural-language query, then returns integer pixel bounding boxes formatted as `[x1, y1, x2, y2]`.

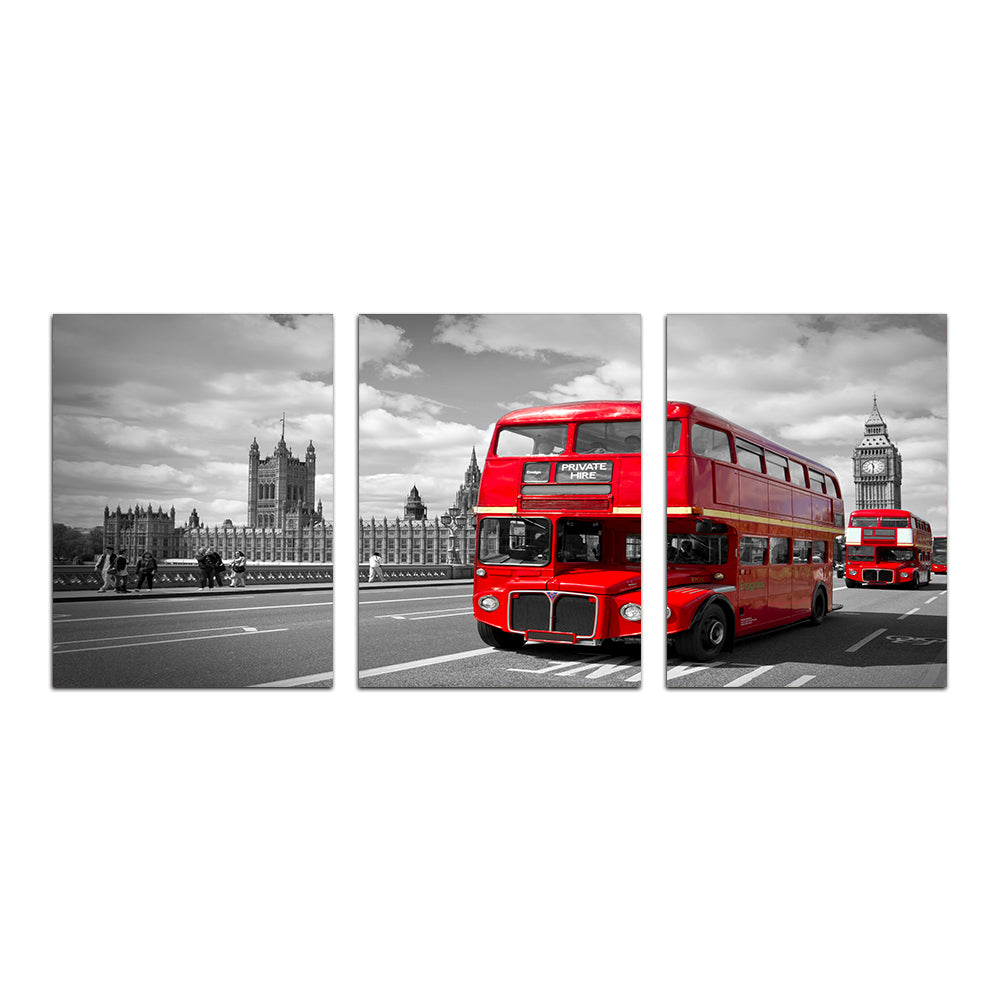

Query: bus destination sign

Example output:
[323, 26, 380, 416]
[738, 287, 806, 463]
[555, 460, 613, 484]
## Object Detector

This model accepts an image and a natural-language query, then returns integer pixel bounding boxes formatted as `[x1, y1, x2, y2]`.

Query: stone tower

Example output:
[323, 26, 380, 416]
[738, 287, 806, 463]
[403, 484, 427, 520]
[853, 394, 902, 509]
[452, 447, 481, 516]
[246, 415, 318, 528]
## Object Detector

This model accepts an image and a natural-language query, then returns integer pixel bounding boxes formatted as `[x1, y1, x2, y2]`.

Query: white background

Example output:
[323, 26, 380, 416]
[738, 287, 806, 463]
[3, 3, 996, 998]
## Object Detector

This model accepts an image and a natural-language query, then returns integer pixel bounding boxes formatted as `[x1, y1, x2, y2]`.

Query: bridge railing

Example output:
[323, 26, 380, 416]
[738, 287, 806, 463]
[357, 563, 473, 584]
[53, 563, 333, 591]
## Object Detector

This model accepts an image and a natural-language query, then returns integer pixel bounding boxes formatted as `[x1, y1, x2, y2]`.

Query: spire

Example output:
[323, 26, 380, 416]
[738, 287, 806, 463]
[866, 392, 884, 427]
[281, 412, 286, 441]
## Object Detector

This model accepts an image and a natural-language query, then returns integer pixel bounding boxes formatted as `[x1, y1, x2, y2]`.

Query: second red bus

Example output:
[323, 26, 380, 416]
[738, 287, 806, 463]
[844, 508, 932, 588]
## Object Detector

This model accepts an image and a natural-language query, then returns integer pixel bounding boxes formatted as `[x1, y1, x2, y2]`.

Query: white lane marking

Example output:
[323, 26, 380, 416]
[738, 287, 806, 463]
[786, 675, 815, 687]
[53, 628, 289, 654]
[556, 656, 628, 676]
[624, 672, 642, 683]
[54, 625, 259, 646]
[725, 665, 776, 687]
[359, 593, 473, 606]
[584, 659, 641, 680]
[507, 663, 577, 675]
[846, 628, 886, 653]
[898, 607, 921, 620]
[666, 662, 720, 679]
[54, 601, 330, 624]
[925, 594, 943, 603]
[408, 611, 475, 621]
[251, 672, 333, 687]
[359, 647, 494, 678]
[373, 607, 469, 617]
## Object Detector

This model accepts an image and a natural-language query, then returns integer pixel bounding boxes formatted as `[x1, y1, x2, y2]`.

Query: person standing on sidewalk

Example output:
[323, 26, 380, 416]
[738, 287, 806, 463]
[113, 549, 130, 593]
[368, 551, 385, 583]
[95, 546, 115, 592]
[231, 550, 247, 587]
[195, 547, 214, 591]
[135, 551, 158, 592]
[208, 548, 227, 588]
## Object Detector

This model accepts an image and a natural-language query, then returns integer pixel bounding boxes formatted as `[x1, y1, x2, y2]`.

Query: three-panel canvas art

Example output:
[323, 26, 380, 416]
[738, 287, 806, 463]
[51, 314, 947, 689]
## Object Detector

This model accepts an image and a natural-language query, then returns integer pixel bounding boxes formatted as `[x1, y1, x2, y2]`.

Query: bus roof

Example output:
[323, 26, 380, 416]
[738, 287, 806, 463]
[668, 400, 839, 480]
[498, 400, 640, 425]
[851, 508, 921, 518]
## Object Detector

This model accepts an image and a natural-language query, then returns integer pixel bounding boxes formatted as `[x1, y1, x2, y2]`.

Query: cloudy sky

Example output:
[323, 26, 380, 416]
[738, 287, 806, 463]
[52, 315, 334, 528]
[667, 315, 948, 533]
[359, 314, 641, 519]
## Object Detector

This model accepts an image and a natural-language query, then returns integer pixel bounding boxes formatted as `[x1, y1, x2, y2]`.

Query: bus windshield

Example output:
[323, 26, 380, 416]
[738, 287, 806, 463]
[933, 539, 947, 558]
[478, 517, 551, 565]
[557, 519, 602, 562]
[495, 425, 567, 456]
[668, 533, 729, 566]
[575, 420, 641, 454]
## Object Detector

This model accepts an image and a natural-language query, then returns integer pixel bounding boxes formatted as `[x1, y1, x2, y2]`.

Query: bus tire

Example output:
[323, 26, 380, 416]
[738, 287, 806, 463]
[675, 604, 728, 662]
[845, 578, 860, 588]
[477, 620, 525, 650]
[807, 588, 827, 626]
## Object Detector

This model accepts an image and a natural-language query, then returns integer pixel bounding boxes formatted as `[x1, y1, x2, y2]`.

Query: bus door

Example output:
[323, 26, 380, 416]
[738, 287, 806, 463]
[768, 536, 793, 622]
[791, 538, 815, 616]
[737, 534, 769, 630]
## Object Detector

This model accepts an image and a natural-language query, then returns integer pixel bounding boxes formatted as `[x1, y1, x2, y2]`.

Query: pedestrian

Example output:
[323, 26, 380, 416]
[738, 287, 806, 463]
[195, 547, 215, 591]
[368, 550, 385, 583]
[95, 546, 115, 592]
[135, 550, 158, 592]
[113, 549, 130, 593]
[231, 550, 247, 587]
[208, 548, 227, 588]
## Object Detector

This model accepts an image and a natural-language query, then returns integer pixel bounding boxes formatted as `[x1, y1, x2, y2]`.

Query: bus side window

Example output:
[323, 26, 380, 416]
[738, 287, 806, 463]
[692, 423, 732, 462]
[735, 438, 764, 473]
[769, 537, 790, 564]
[625, 534, 641, 563]
[808, 470, 826, 494]
[739, 535, 767, 565]
[812, 541, 828, 563]
[792, 539, 811, 564]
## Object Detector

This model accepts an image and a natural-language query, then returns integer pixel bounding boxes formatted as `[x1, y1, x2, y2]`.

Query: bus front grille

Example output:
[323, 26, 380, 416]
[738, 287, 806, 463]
[510, 593, 550, 632]
[862, 569, 894, 583]
[553, 595, 597, 637]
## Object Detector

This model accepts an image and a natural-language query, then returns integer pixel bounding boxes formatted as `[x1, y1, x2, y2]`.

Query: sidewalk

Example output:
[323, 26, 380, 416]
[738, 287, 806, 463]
[53, 582, 333, 603]
[358, 578, 474, 591]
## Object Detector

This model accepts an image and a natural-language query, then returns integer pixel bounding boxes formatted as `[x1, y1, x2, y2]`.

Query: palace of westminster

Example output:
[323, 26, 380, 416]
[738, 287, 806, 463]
[101, 399, 908, 565]
[103, 427, 484, 566]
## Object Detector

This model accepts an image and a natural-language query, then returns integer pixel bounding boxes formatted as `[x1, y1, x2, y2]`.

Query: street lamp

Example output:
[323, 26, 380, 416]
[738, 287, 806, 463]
[439, 506, 467, 564]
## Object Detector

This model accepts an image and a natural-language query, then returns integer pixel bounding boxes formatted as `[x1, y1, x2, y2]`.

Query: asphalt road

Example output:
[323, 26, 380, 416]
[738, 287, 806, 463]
[667, 577, 948, 688]
[358, 583, 641, 688]
[53, 590, 333, 688]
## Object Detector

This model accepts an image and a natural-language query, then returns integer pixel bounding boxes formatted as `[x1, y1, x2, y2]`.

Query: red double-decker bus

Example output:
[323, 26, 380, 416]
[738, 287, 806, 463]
[844, 509, 932, 588]
[473, 401, 641, 649]
[932, 535, 947, 575]
[668, 401, 844, 662]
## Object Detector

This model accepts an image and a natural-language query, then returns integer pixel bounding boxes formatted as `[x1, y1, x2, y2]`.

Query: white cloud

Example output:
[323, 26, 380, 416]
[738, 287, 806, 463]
[358, 316, 422, 379]
[433, 314, 640, 363]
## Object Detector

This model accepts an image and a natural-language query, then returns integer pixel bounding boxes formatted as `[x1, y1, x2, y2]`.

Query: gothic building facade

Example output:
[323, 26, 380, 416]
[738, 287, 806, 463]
[852, 395, 903, 509]
[102, 431, 331, 564]
[359, 447, 481, 565]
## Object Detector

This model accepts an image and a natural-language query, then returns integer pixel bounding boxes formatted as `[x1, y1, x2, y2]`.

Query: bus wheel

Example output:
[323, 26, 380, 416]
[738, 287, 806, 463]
[675, 605, 728, 662]
[807, 589, 826, 626]
[477, 620, 525, 650]
[845, 578, 860, 589]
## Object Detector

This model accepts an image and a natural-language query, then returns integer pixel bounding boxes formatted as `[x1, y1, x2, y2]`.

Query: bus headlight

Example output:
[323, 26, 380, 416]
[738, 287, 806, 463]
[477, 595, 500, 612]
[619, 603, 641, 622]
[475, 567, 486, 577]
[848, 568, 857, 575]
[900, 571, 910, 579]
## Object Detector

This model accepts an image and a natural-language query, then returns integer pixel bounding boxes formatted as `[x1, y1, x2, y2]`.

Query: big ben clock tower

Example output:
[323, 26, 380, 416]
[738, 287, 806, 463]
[853, 394, 902, 509]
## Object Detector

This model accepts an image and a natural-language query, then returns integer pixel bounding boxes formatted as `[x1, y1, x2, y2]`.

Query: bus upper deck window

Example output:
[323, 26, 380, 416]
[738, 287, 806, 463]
[495, 424, 568, 457]
[692, 424, 732, 462]
[808, 470, 826, 494]
[788, 462, 807, 488]
[667, 420, 682, 454]
[575, 420, 641, 455]
[735, 438, 764, 473]
[765, 450, 789, 481]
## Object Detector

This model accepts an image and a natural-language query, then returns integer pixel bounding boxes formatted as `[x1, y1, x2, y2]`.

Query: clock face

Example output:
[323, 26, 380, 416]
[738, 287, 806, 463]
[861, 459, 886, 475]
